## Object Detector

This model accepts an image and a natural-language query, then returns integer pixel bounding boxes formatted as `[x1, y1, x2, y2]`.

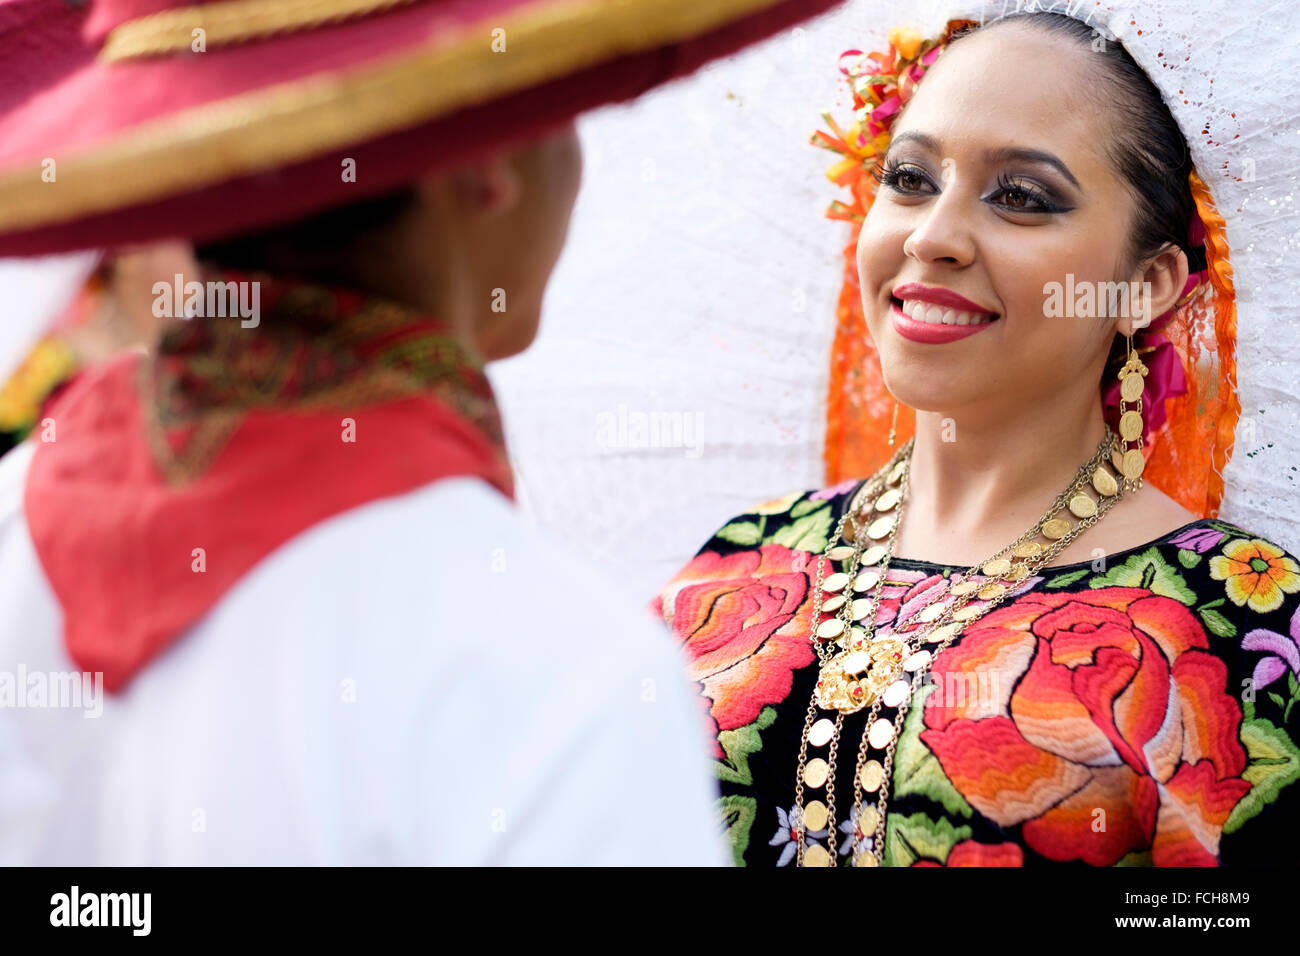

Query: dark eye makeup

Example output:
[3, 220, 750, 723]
[870, 157, 1072, 215]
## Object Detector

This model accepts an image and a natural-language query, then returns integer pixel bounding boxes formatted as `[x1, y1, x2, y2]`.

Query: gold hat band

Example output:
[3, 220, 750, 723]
[0, 0, 787, 234]
[102, 0, 422, 63]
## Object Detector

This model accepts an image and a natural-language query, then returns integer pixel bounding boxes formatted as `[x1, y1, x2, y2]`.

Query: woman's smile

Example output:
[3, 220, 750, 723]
[888, 295, 1000, 344]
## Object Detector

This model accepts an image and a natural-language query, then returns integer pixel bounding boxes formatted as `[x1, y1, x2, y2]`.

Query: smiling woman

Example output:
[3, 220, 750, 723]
[655, 7, 1300, 867]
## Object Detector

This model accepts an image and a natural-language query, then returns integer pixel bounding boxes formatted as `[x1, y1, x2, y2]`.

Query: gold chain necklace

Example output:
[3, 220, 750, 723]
[792, 426, 1128, 867]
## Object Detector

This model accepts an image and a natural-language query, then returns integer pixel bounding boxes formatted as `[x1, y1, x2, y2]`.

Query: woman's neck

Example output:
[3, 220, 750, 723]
[891, 400, 1110, 565]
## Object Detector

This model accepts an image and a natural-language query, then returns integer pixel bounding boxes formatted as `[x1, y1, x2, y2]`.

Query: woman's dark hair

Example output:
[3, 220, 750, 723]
[947, 12, 1199, 375]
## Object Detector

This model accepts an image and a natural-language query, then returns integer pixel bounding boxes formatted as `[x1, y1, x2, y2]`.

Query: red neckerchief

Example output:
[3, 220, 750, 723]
[25, 267, 513, 693]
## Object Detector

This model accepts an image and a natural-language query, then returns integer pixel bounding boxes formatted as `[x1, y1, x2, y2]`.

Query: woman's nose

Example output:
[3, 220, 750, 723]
[901, 177, 977, 266]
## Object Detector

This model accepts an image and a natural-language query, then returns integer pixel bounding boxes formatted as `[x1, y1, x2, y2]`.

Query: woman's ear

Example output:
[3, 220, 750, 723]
[1116, 243, 1189, 337]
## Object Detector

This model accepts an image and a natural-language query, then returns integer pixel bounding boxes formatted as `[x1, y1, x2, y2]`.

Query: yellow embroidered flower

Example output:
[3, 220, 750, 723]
[1208, 538, 1300, 614]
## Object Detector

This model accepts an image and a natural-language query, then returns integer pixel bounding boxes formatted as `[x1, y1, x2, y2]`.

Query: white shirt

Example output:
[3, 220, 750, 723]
[0, 441, 727, 865]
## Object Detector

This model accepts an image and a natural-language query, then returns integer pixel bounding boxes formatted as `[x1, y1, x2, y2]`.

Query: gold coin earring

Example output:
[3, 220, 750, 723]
[1116, 331, 1148, 492]
[887, 398, 900, 447]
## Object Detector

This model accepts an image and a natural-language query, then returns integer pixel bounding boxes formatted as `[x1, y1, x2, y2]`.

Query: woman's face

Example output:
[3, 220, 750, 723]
[856, 25, 1143, 420]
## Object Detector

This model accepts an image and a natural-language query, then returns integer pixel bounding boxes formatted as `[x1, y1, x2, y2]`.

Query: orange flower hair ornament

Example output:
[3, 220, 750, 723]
[812, 20, 1240, 519]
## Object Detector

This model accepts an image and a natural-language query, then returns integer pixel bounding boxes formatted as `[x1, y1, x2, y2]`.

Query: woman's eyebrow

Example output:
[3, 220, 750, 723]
[886, 131, 1083, 191]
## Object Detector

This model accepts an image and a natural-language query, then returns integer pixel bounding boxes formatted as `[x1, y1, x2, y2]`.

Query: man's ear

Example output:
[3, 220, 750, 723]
[449, 151, 523, 217]
[1116, 242, 1189, 337]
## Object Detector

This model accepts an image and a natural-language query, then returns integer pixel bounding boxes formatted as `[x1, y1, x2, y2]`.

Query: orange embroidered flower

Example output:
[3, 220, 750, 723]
[1208, 538, 1300, 614]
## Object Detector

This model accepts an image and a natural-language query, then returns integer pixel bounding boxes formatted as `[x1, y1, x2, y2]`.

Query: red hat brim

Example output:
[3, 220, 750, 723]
[0, 0, 840, 257]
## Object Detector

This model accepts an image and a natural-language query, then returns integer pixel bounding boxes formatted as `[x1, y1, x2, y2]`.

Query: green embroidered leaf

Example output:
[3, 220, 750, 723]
[1269, 692, 1286, 710]
[1288, 672, 1299, 699]
[770, 504, 832, 553]
[1045, 569, 1090, 589]
[715, 706, 777, 786]
[883, 812, 973, 867]
[715, 521, 762, 547]
[1200, 607, 1237, 639]
[789, 497, 822, 519]
[1177, 548, 1202, 569]
[1089, 547, 1196, 606]
[1223, 717, 1300, 834]
[1115, 850, 1154, 867]
[893, 683, 974, 819]
[718, 795, 757, 867]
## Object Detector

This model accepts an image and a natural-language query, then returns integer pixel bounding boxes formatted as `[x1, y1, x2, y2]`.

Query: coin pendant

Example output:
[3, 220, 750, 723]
[809, 718, 836, 747]
[859, 804, 881, 834]
[1111, 448, 1125, 473]
[853, 851, 880, 867]
[952, 604, 983, 621]
[927, 622, 961, 644]
[803, 757, 829, 789]
[822, 593, 847, 613]
[1120, 372, 1145, 402]
[859, 544, 887, 566]
[917, 603, 946, 623]
[827, 545, 856, 562]
[1091, 467, 1118, 497]
[1042, 517, 1072, 540]
[851, 598, 875, 621]
[858, 759, 885, 792]
[854, 569, 881, 592]
[882, 679, 910, 708]
[803, 800, 829, 832]
[1119, 410, 1143, 442]
[977, 582, 1006, 601]
[889, 461, 906, 484]
[875, 488, 901, 512]
[822, 572, 850, 592]
[1005, 563, 1031, 583]
[1068, 493, 1097, 519]
[1122, 449, 1145, 480]
[976, 561, 1007, 581]
[816, 618, 845, 640]
[950, 580, 980, 597]
[903, 649, 932, 672]
[1013, 540, 1043, 559]
[802, 844, 832, 867]
[867, 718, 895, 750]
[866, 516, 895, 539]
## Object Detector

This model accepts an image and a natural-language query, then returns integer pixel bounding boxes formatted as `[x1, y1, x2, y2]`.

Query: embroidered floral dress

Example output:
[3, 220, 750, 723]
[654, 479, 1300, 867]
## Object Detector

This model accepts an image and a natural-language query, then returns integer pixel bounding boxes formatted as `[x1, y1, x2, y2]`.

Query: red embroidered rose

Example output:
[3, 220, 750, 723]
[919, 586, 1251, 866]
[655, 544, 816, 755]
[911, 840, 1024, 867]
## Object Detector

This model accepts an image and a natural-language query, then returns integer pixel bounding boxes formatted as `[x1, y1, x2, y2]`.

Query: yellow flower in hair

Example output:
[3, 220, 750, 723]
[1208, 538, 1300, 614]
[888, 26, 923, 60]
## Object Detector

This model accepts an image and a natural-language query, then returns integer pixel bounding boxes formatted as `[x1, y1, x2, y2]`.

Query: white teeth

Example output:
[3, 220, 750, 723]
[901, 298, 994, 327]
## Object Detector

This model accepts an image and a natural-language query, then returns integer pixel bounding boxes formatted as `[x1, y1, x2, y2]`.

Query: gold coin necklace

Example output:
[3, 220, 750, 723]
[793, 426, 1127, 867]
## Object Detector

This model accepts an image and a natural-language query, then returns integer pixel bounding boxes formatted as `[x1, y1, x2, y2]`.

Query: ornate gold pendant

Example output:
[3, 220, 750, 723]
[813, 636, 908, 714]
